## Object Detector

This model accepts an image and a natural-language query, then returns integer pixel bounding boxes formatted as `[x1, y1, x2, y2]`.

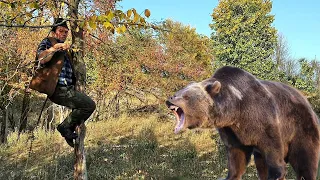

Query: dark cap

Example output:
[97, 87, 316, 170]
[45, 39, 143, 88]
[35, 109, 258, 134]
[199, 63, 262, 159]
[51, 18, 69, 32]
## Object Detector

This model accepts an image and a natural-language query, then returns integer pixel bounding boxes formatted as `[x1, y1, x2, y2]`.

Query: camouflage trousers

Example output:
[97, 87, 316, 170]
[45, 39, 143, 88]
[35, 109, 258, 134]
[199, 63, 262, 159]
[49, 85, 96, 129]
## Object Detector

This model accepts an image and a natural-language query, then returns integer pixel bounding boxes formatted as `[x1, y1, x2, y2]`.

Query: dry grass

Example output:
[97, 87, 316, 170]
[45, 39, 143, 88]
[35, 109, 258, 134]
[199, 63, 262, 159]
[0, 113, 297, 179]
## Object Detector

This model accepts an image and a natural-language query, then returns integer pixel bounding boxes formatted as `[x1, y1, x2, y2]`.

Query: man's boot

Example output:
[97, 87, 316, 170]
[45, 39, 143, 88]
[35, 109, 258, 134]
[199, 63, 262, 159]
[57, 123, 78, 147]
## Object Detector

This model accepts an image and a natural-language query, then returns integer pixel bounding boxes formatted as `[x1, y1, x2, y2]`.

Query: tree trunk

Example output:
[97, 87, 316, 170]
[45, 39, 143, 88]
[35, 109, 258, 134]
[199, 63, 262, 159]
[68, 0, 87, 179]
[19, 84, 31, 134]
[44, 103, 54, 131]
[8, 111, 15, 130]
[0, 107, 8, 143]
[102, 96, 107, 121]
[73, 124, 87, 179]
[92, 91, 101, 121]
[59, 106, 65, 124]
[68, 1, 86, 91]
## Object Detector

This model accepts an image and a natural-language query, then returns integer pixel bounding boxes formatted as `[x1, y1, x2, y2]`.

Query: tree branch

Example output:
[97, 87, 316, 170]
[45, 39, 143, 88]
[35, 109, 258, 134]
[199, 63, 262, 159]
[0, 18, 83, 28]
[0, 0, 13, 4]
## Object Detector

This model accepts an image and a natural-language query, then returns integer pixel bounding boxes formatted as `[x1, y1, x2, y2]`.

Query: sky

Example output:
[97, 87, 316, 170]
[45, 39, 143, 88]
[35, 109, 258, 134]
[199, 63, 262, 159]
[117, 0, 319, 61]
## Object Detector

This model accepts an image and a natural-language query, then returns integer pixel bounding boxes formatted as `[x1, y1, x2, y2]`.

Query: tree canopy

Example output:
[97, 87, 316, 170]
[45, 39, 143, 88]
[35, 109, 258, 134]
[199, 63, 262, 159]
[210, 0, 277, 79]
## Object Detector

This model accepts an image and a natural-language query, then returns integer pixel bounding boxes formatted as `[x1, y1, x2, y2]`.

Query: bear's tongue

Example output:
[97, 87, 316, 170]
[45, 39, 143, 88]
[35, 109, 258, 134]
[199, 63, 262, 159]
[174, 111, 185, 134]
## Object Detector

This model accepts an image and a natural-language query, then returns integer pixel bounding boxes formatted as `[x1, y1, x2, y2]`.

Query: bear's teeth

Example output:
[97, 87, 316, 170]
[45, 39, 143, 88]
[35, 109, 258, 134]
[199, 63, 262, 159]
[169, 105, 179, 111]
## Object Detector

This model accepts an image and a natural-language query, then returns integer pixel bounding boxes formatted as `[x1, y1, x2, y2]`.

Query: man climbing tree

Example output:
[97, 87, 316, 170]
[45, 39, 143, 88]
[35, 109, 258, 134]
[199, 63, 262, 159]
[30, 18, 96, 147]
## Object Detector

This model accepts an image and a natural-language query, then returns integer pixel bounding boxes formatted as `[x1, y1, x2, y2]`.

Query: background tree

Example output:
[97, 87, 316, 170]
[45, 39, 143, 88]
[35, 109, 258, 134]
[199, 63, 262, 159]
[157, 19, 214, 89]
[210, 0, 277, 79]
[294, 58, 317, 92]
[84, 19, 214, 119]
[274, 33, 290, 71]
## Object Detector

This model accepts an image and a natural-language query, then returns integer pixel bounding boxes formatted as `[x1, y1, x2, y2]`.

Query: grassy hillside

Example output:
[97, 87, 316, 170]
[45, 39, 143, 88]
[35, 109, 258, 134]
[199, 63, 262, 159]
[0, 114, 296, 180]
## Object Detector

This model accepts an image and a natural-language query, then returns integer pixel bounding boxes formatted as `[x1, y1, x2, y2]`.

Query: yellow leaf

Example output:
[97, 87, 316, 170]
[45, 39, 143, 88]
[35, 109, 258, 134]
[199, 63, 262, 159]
[73, 48, 81, 52]
[103, 21, 113, 29]
[120, 25, 126, 33]
[133, 13, 139, 23]
[144, 9, 151, 18]
[106, 11, 114, 21]
[61, 2, 65, 7]
[97, 15, 103, 21]
[89, 20, 97, 29]
[127, 9, 132, 18]
[26, 12, 32, 17]
[115, 25, 126, 33]
[140, 17, 145, 24]
[116, 27, 121, 34]
[132, 8, 137, 15]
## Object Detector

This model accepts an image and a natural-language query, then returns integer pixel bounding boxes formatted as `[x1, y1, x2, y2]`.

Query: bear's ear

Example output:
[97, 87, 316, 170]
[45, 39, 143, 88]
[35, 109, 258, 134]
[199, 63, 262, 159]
[204, 81, 221, 96]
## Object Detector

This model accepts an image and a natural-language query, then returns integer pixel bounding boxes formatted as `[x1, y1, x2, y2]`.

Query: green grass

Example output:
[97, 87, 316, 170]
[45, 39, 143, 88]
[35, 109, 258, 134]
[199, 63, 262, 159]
[0, 114, 297, 179]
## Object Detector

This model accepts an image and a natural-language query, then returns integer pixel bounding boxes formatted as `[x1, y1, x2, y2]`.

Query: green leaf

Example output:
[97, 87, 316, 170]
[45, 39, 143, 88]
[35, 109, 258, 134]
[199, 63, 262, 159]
[29, 2, 39, 9]
[210, 0, 277, 80]
[79, 21, 85, 28]
[119, 12, 126, 21]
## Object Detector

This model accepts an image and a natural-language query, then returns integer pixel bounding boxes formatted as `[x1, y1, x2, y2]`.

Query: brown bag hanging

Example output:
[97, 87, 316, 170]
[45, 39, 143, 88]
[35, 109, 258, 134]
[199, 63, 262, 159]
[29, 37, 65, 97]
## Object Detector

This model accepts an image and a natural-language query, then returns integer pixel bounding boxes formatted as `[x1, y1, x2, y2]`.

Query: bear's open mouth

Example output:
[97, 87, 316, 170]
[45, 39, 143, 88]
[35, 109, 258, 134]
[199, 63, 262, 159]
[168, 105, 185, 134]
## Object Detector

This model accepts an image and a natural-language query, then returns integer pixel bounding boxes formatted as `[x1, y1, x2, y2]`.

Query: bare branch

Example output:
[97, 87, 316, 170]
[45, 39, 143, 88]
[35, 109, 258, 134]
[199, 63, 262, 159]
[0, 18, 83, 28]
[0, 0, 12, 4]
[0, 49, 60, 75]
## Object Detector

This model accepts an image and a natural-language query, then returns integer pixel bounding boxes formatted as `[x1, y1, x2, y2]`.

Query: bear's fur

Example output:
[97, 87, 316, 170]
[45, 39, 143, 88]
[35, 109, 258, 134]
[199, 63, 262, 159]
[166, 66, 320, 180]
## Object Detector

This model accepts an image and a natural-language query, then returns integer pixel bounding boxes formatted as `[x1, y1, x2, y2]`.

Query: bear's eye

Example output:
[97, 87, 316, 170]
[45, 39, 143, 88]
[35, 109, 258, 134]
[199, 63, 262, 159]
[183, 94, 190, 100]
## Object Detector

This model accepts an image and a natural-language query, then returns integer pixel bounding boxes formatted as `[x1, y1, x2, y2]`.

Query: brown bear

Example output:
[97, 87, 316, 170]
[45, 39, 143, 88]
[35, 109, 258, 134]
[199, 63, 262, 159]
[166, 66, 320, 180]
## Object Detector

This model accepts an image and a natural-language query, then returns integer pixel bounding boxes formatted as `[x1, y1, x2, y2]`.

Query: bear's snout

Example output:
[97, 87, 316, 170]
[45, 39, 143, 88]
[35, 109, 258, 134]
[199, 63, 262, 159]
[165, 100, 174, 107]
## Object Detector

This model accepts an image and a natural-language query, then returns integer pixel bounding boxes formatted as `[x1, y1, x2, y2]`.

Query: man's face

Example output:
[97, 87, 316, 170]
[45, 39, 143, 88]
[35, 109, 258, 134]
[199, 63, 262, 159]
[53, 26, 69, 42]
